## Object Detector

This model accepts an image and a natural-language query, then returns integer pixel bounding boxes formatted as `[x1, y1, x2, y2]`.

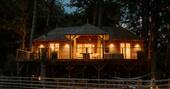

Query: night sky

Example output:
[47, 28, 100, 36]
[62, 0, 77, 13]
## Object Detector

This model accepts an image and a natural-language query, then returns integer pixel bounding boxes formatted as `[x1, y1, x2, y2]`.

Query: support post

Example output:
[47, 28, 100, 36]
[17, 63, 20, 76]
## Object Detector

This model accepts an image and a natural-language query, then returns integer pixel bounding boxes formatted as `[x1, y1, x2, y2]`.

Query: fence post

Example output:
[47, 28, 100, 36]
[137, 79, 142, 89]
[30, 76, 33, 88]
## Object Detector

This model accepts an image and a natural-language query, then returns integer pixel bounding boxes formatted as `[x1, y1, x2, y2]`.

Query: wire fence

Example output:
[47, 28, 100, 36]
[0, 76, 169, 89]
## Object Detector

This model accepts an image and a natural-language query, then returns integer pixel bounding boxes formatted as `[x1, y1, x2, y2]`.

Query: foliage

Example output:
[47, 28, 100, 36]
[3, 54, 17, 76]
[0, 30, 19, 75]
[118, 0, 142, 35]
[70, 0, 121, 26]
[0, 0, 65, 75]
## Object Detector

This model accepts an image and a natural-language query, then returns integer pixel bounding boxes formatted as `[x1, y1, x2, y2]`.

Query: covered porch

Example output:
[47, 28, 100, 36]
[65, 34, 109, 59]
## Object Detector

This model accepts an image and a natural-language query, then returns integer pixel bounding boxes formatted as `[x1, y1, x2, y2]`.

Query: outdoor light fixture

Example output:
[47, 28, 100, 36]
[39, 44, 44, 48]
[109, 43, 115, 48]
[134, 44, 140, 48]
[38, 76, 41, 81]
[134, 44, 141, 52]
[64, 44, 70, 48]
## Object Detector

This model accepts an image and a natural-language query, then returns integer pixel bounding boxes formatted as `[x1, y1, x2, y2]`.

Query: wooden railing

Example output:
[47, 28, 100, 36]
[0, 76, 169, 89]
[16, 49, 39, 62]
[16, 48, 145, 62]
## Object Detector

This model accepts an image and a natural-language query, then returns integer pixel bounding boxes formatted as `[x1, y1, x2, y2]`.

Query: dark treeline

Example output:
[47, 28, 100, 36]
[0, 0, 170, 78]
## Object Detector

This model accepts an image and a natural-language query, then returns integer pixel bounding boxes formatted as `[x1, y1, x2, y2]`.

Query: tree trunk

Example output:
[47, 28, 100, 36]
[19, 0, 28, 50]
[21, 35, 26, 50]
[29, 0, 37, 50]
[141, 0, 150, 61]
[166, 24, 170, 77]
[97, 0, 102, 28]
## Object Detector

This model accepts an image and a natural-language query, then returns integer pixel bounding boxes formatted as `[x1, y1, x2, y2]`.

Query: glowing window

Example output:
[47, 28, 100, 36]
[120, 43, 131, 59]
[126, 43, 131, 59]
[76, 44, 95, 59]
[109, 43, 116, 53]
[50, 43, 59, 52]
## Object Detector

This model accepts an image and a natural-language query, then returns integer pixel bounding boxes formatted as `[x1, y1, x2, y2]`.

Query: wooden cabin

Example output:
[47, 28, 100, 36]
[16, 24, 149, 78]
[17, 24, 144, 61]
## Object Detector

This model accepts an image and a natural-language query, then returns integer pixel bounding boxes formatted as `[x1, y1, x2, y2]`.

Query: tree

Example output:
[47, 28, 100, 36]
[0, 0, 65, 75]
[70, 0, 121, 26]
[162, 0, 170, 77]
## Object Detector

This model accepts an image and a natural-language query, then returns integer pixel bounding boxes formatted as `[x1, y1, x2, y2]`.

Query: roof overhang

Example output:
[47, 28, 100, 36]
[65, 34, 109, 40]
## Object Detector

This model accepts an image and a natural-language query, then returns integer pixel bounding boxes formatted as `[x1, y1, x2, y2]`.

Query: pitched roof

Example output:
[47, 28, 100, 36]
[102, 26, 140, 40]
[34, 24, 140, 41]
[34, 24, 107, 41]
[34, 27, 72, 41]
[65, 24, 107, 35]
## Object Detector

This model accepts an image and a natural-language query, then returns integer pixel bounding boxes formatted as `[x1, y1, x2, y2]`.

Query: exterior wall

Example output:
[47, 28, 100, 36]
[60, 43, 70, 59]
[32, 41, 70, 60]
[105, 40, 144, 59]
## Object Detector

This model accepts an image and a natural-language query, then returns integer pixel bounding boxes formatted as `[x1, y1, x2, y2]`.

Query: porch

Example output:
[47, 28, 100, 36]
[16, 45, 144, 62]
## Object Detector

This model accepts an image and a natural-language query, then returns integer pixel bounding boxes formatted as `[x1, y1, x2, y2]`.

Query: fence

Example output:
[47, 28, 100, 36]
[0, 76, 169, 89]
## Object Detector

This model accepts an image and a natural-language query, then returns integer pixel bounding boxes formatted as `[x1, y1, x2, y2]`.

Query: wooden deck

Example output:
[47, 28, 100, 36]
[16, 49, 150, 78]
[17, 59, 151, 78]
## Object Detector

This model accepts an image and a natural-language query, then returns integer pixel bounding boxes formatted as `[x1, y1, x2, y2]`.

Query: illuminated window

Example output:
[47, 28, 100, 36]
[109, 43, 116, 53]
[120, 43, 131, 59]
[76, 44, 95, 59]
[49, 43, 59, 59]
[38, 44, 46, 59]
[50, 43, 59, 52]
[132, 44, 142, 59]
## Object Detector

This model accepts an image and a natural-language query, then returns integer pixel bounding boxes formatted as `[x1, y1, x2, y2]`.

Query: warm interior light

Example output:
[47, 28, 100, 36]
[120, 43, 131, 59]
[39, 44, 44, 48]
[135, 44, 140, 48]
[126, 43, 131, 59]
[134, 44, 141, 51]
[93, 53, 99, 58]
[109, 43, 116, 53]
[109, 43, 115, 48]
[50, 43, 59, 52]
[64, 44, 70, 48]
[76, 44, 95, 59]
[50, 43, 55, 51]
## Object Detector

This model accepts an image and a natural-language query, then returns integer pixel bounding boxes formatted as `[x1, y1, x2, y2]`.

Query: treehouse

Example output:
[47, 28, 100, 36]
[17, 24, 144, 61]
[16, 24, 149, 78]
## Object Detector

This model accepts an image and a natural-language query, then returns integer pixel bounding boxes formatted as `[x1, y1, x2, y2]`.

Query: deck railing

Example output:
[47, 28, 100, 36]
[0, 76, 169, 89]
[16, 47, 144, 62]
[16, 49, 39, 61]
